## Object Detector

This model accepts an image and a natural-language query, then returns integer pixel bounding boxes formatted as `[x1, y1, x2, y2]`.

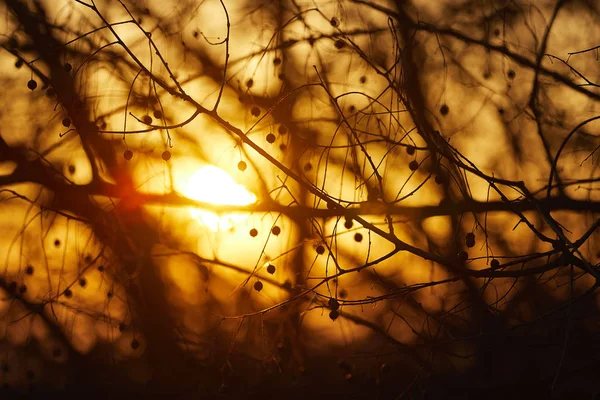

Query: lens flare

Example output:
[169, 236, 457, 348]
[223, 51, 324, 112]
[184, 165, 256, 232]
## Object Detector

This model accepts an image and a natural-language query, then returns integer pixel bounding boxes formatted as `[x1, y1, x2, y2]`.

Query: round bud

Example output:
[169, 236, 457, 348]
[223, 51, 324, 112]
[406, 145, 415, 155]
[458, 251, 468, 262]
[64, 63, 72, 72]
[249, 228, 258, 237]
[254, 281, 263, 292]
[354, 233, 363, 242]
[63, 288, 72, 298]
[123, 150, 133, 160]
[131, 339, 140, 350]
[266, 133, 276, 143]
[434, 175, 445, 185]
[316, 245, 325, 255]
[408, 160, 419, 171]
[153, 110, 162, 119]
[490, 259, 500, 269]
[237, 160, 247, 171]
[161, 150, 171, 161]
[330, 17, 339, 27]
[266, 264, 276, 274]
[329, 310, 339, 320]
[440, 104, 449, 115]
[271, 226, 281, 236]
[250, 106, 260, 117]
[278, 125, 288, 134]
[62, 118, 71, 127]
[328, 298, 340, 311]
[334, 39, 345, 49]
[465, 232, 475, 248]
[142, 115, 152, 125]
[78, 278, 86, 287]
[25, 265, 34, 275]
[27, 79, 37, 91]
[344, 219, 353, 229]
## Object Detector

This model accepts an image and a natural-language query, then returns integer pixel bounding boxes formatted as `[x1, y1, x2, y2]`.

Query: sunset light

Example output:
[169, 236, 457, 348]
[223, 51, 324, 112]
[184, 165, 256, 231]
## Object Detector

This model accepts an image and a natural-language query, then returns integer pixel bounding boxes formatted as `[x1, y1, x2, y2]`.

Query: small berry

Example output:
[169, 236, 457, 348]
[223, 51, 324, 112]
[354, 233, 363, 242]
[465, 232, 475, 248]
[54, 239, 61, 247]
[123, 150, 133, 160]
[507, 70, 516, 79]
[344, 219, 353, 229]
[250, 106, 260, 117]
[131, 339, 140, 350]
[246, 79, 253, 88]
[63, 288, 72, 298]
[237, 160, 247, 171]
[68, 165, 76, 174]
[330, 17, 339, 27]
[118, 323, 126, 332]
[15, 59, 23, 69]
[329, 310, 339, 320]
[266, 133, 276, 143]
[19, 285, 27, 294]
[359, 76, 366, 84]
[98, 265, 105, 272]
[266, 264, 276, 274]
[271, 226, 281, 236]
[161, 150, 171, 161]
[25, 266, 34, 275]
[440, 104, 449, 115]
[304, 163, 312, 172]
[490, 259, 500, 269]
[64, 63, 72, 72]
[278, 125, 288, 134]
[107, 291, 113, 298]
[273, 57, 281, 65]
[249, 228, 258, 237]
[78, 278, 87, 287]
[279, 143, 287, 151]
[458, 251, 468, 262]
[334, 39, 345, 49]
[62, 118, 71, 127]
[328, 298, 340, 310]
[27, 79, 37, 90]
[316, 245, 325, 255]
[153, 110, 162, 119]
[142, 115, 152, 125]
[434, 175, 445, 185]
[254, 281, 263, 292]
[406, 145, 415, 155]
[409, 160, 419, 171]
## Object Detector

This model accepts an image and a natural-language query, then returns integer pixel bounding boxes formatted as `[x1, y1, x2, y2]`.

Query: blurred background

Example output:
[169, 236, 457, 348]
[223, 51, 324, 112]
[0, 0, 599, 398]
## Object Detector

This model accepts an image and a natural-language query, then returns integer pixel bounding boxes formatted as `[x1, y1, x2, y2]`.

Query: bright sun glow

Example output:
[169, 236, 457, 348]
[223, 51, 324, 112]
[184, 165, 256, 232]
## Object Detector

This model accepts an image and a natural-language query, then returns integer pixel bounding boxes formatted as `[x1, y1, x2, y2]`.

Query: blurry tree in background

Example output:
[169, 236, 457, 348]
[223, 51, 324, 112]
[0, 0, 600, 398]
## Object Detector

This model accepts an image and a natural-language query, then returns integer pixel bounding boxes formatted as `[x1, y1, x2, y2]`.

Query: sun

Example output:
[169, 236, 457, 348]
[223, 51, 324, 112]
[184, 165, 256, 232]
